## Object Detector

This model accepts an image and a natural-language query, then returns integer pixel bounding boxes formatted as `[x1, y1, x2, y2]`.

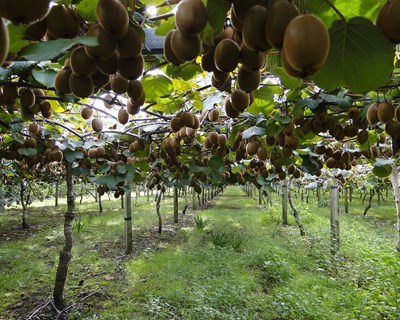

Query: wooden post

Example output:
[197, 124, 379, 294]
[330, 186, 340, 256]
[173, 185, 179, 223]
[282, 182, 288, 225]
[192, 187, 196, 210]
[124, 183, 133, 254]
[55, 178, 59, 207]
[259, 188, 262, 205]
[344, 186, 349, 213]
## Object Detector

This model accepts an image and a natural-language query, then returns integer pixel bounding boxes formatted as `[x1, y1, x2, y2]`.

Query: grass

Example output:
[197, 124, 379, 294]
[0, 186, 399, 319]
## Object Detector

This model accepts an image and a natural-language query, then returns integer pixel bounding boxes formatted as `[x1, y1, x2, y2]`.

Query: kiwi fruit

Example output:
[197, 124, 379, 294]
[126, 98, 141, 115]
[224, 97, 240, 118]
[348, 106, 360, 120]
[217, 133, 227, 146]
[131, 92, 146, 108]
[85, 24, 116, 60]
[25, 19, 47, 41]
[117, 25, 142, 58]
[54, 68, 72, 95]
[214, 38, 240, 72]
[127, 80, 144, 100]
[25, 137, 37, 148]
[164, 30, 184, 65]
[213, 69, 230, 83]
[240, 44, 266, 72]
[52, 150, 64, 162]
[376, 0, 400, 43]
[2, 83, 18, 102]
[193, 114, 200, 129]
[69, 73, 94, 98]
[201, 51, 216, 72]
[230, 8, 243, 31]
[377, 100, 395, 122]
[395, 105, 400, 122]
[357, 130, 369, 144]
[175, 0, 208, 35]
[0, 18, 8, 68]
[265, 0, 299, 49]
[92, 69, 110, 89]
[242, 5, 271, 52]
[208, 109, 220, 122]
[20, 88, 36, 108]
[46, 5, 79, 39]
[96, 146, 106, 157]
[118, 54, 143, 80]
[40, 101, 52, 118]
[237, 67, 260, 92]
[171, 30, 202, 62]
[91, 118, 104, 132]
[385, 120, 400, 138]
[325, 157, 336, 169]
[180, 111, 195, 127]
[81, 107, 93, 119]
[232, 0, 265, 23]
[0, 0, 50, 24]
[246, 141, 258, 155]
[97, 0, 129, 39]
[110, 73, 129, 94]
[96, 51, 119, 75]
[257, 146, 268, 161]
[171, 116, 183, 132]
[88, 148, 98, 158]
[118, 108, 130, 124]
[282, 14, 329, 77]
[366, 102, 379, 123]
[28, 122, 39, 134]
[214, 26, 242, 46]
[70, 47, 97, 77]
[281, 47, 305, 78]
[230, 89, 249, 112]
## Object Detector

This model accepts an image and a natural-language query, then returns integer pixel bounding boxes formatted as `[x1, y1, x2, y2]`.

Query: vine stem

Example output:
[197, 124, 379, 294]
[299, 0, 305, 14]
[323, 0, 346, 21]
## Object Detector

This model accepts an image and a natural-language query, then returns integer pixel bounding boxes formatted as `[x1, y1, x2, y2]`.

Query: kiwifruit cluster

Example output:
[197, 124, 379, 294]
[45, 5, 80, 39]
[128, 139, 145, 153]
[87, 146, 106, 158]
[203, 131, 229, 157]
[224, 89, 251, 118]
[376, 0, 400, 44]
[164, 0, 207, 64]
[366, 101, 400, 140]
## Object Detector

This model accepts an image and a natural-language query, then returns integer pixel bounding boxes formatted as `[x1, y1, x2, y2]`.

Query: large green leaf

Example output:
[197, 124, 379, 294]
[247, 86, 275, 115]
[242, 126, 267, 140]
[75, 0, 97, 21]
[142, 74, 173, 101]
[313, 17, 394, 93]
[8, 24, 29, 54]
[206, 0, 230, 30]
[32, 68, 58, 88]
[20, 36, 98, 61]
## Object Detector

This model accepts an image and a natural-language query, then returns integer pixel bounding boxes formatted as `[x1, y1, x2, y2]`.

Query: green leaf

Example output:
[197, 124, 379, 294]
[166, 63, 202, 81]
[242, 126, 267, 140]
[372, 165, 392, 178]
[17, 148, 37, 156]
[75, 0, 98, 21]
[96, 175, 118, 188]
[20, 36, 99, 61]
[155, 17, 175, 36]
[32, 68, 58, 88]
[247, 86, 274, 115]
[274, 67, 303, 89]
[64, 150, 84, 162]
[208, 156, 225, 172]
[206, 0, 230, 30]
[313, 17, 394, 93]
[8, 24, 29, 54]
[142, 74, 173, 102]
[374, 158, 395, 167]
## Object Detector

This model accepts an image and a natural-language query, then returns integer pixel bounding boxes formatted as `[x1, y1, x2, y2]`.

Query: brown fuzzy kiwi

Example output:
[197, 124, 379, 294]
[0, 0, 50, 24]
[0, 19, 8, 68]
[239, 44, 266, 72]
[69, 73, 94, 98]
[341, 151, 351, 163]
[237, 67, 260, 92]
[395, 105, 400, 122]
[325, 157, 336, 169]
[130, 92, 145, 108]
[110, 73, 129, 94]
[217, 134, 227, 146]
[344, 124, 358, 137]
[180, 111, 195, 128]
[46, 5, 79, 39]
[20, 87, 36, 108]
[96, 51, 119, 75]
[170, 116, 183, 132]
[92, 69, 110, 89]
[385, 120, 400, 138]
[97, 0, 129, 39]
[171, 31, 202, 62]
[257, 146, 268, 161]
[193, 114, 200, 129]
[88, 148, 98, 158]
[25, 137, 37, 148]
[118, 54, 143, 80]
[214, 38, 240, 72]
[70, 47, 97, 77]
[348, 106, 360, 120]
[366, 102, 380, 123]
[126, 98, 141, 115]
[127, 80, 144, 100]
[224, 97, 240, 118]
[117, 25, 142, 58]
[28, 122, 39, 134]
[2, 83, 18, 102]
[201, 51, 216, 72]
[266, 0, 299, 49]
[118, 108, 130, 124]
[377, 100, 395, 122]
[242, 5, 271, 52]
[230, 89, 249, 112]
[96, 146, 106, 157]
[54, 68, 72, 95]
[230, 7, 243, 31]
[357, 130, 369, 144]
[91, 118, 104, 132]
[208, 109, 220, 122]
[81, 107, 93, 119]
[164, 30, 184, 65]
[376, 0, 400, 43]
[175, 0, 208, 36]
[25, 19, 47, 41]
[246, 141, 259, 155]
[52, 150, 63, 162]
[85, 24, 116, 60]
[282, 14, 329, 76]
[214, 26, 242, 46]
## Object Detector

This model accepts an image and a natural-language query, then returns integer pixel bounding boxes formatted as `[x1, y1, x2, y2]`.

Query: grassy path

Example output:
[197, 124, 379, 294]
[1, 186, 399, 319]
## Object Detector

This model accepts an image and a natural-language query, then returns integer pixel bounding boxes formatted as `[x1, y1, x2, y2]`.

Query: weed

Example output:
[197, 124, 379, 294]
[231, 234, 246, 252]
[211, 231, 230, 248]
[193, 214, 210, 230]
